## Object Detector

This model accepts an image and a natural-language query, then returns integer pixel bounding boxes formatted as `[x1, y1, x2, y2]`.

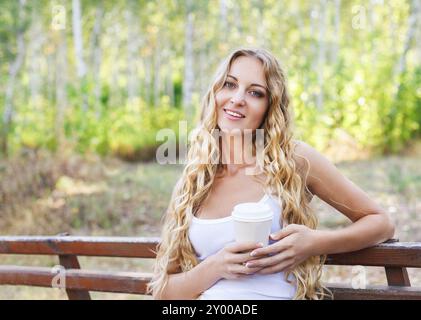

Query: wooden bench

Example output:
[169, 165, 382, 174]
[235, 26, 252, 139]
[0, 235, 420, 300]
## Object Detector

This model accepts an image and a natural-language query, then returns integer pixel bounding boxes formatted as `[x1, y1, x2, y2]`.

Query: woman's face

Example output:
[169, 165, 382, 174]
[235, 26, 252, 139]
[216, 56, 269, 133]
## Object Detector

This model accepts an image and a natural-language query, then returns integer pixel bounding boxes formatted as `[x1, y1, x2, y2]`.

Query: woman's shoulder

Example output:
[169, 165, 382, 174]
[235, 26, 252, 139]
[291, 139, 338, 193]
[291, 139, 315, 170]
[290, 140, 318, 198]
[291, 139, 332, 169]
[291, 139, 327, 183]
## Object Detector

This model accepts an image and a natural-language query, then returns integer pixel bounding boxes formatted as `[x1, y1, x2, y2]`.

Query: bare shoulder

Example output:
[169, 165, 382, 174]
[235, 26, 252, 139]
[291, 140, 389, 223]
[291, 139, 331, 190]
[291, 139, 319, 171]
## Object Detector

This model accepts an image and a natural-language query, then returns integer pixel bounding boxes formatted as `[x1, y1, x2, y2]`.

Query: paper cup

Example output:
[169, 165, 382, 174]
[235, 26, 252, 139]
[232, 202, 274, 246]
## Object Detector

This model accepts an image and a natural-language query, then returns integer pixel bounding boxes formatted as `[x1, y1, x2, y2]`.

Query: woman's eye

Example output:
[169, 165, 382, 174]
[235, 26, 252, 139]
[250, 91, 264, 98]
[223, 81, 264, 98]
[224, 81, 236, 89]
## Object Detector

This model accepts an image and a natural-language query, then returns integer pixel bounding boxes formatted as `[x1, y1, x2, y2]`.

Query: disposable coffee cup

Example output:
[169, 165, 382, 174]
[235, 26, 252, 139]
[232, 202, 274, 246]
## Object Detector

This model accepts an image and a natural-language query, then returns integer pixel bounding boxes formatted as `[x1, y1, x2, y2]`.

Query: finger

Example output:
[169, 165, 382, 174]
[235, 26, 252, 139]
[231, 249, 269, 264]
[249, 241, 289, 258]
[255, 259, 295, 275]
[269, 224, 297, 241]
[226, 241, 263, 253]
[231, 264, 263, 275]
[246, 252, 291, 269]
[230, 274, 248, 280]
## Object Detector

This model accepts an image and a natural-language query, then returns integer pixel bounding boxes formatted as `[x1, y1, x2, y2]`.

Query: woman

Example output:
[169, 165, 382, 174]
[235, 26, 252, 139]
[147, 48, 395, 300]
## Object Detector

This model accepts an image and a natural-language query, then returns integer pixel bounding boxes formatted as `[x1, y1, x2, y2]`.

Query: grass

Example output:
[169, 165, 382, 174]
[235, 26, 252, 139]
[0, 147, 420, 299]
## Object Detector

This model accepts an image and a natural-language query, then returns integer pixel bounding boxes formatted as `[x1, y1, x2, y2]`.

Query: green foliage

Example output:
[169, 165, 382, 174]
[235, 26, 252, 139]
[58, 95, 185, 161]
[10, 98, 57, 153]
[108, 98, 184, 161]
[382, 68, 421, 152]
[1, 0, 420, 159]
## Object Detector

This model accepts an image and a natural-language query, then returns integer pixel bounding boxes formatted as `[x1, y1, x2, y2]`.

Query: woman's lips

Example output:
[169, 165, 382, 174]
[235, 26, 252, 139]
[223, 108, 245, 121]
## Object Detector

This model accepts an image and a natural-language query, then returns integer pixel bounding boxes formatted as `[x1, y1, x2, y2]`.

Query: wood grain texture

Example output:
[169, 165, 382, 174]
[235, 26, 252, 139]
[1, 236, 421, 299]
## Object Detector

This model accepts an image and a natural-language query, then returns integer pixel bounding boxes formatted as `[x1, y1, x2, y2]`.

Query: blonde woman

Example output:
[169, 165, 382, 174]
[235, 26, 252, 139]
[147, 48, 395, 300]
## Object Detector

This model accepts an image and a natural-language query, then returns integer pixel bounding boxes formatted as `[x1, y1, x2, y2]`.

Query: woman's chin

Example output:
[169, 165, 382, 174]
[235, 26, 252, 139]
[217, 123, 244, 134]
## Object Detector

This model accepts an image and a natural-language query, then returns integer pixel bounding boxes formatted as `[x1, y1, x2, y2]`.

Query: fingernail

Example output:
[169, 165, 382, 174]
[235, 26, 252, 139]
[257, 242, 263, 247]
[250, 251, 256, 257]
[246, 263, 253, 268]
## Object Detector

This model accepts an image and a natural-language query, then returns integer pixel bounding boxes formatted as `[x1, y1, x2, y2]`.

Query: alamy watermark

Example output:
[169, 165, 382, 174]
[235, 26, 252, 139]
[351, 265, 367, 289]
[51, 5, 66, 30]
[51, 265, 66, 291]
[155, 121, 266, 175]
[351, 5, 367, 30]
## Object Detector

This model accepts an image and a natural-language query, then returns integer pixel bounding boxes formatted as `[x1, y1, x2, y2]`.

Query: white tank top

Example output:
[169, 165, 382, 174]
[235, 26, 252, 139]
[188, 193, 297, 300]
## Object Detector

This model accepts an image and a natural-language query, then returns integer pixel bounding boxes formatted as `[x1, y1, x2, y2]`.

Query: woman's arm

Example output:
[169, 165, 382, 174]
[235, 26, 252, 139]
[245, 140, 395, 274]
[155, 178, 221, 299]
[156, 179, 262, 299]
[155, 241, 263, 299]
[293, 140, 395, 254]
[154, 255, 221, 300]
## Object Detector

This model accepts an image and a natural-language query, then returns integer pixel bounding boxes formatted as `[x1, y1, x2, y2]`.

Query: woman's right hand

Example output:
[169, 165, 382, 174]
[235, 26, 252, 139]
[210, 242, 264, 280]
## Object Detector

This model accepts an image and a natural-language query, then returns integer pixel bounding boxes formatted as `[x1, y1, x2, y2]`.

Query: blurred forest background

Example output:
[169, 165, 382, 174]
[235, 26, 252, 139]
[0, 0, 420, 299]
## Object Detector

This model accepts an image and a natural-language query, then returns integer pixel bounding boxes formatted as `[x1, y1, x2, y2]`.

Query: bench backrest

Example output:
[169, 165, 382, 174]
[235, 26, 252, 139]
[1, 236, 420, 300]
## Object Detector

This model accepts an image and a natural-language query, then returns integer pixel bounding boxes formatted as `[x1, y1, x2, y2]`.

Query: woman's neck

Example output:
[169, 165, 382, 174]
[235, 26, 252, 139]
[220, 133, 256, 176]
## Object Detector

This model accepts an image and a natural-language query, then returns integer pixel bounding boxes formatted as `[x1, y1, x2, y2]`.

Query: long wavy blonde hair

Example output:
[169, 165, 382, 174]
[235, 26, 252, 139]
[147, 48, 332, 300]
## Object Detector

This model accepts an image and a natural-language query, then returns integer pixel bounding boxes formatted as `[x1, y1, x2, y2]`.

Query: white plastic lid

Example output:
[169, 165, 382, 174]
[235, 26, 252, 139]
[232, 202, 273, 222]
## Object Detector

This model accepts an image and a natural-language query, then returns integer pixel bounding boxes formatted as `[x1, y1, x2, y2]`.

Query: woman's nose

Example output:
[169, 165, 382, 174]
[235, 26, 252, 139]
[230, 89, 246, 106]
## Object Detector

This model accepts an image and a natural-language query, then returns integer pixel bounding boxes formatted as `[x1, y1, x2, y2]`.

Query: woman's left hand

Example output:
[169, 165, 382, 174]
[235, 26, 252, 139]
[245, 224, 319, 275]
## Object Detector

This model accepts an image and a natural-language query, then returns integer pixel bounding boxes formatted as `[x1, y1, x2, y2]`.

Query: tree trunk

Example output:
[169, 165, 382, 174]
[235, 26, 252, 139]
[109, 17, 122, 108]
[332, 0, 341, 64]
[126, 5, 139, 104]
[233, 1, 242, 35]
[144, 55, 152, 106]
[256, 1, 266, 47]
[55, 28, 68, 151]
[182, 0, 194, 114]
[2, 0, 27, 156]
[219, 0, 228, 42]
[154, 40, 162, 107]
[166, 51, 175, 107]
[89, 4, 103, 118]
[393, 0, 419, 95]
[310, 2, 318, 87]
[415, 1, 421, 65]
[28, 7, 45, 110]
[72, 0, 87, 112]
[198, 42, 207, 99]
[72, 0, 86, 78]
[316, 0, 327, 111]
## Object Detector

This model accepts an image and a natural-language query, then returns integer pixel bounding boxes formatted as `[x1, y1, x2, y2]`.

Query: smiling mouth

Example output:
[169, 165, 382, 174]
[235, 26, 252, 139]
[223, 108, 245, 118]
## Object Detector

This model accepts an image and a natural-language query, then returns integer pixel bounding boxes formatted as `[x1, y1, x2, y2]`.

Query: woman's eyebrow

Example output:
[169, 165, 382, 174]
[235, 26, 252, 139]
[227, 74, 267, 91]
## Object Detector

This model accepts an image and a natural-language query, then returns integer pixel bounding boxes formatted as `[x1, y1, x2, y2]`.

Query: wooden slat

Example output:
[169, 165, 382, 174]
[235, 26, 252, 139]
[59, 255, 91, 300]
[0, 236, 160, 258]
[385, 266, 411, 286]
[56, 232, 91, 299]
[325, 241, 421, 268]
[2, 236, 420, 267]
[0, 266, 152, 295]
[3, 265, 421, 300]
[1, 236, 421, 300]
[1, 236, 420, 266]
[0, 236, 415, 266]
[2, 265, 421, 300]
[327, 283, 421, 300]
